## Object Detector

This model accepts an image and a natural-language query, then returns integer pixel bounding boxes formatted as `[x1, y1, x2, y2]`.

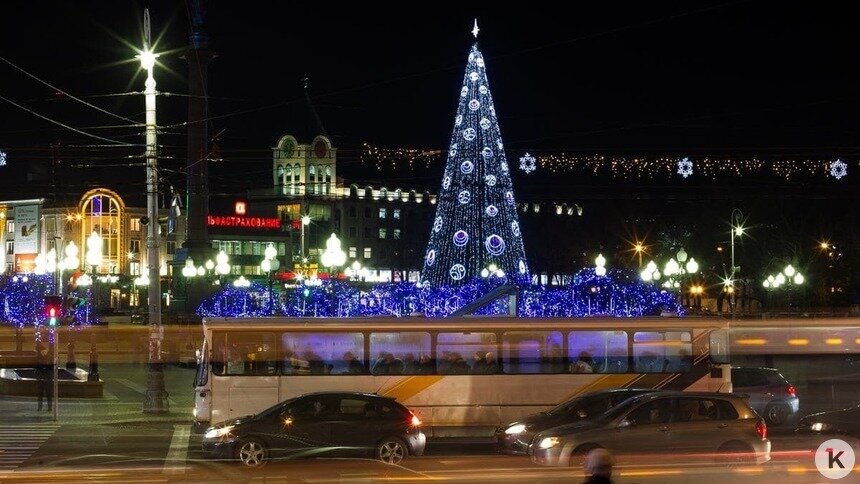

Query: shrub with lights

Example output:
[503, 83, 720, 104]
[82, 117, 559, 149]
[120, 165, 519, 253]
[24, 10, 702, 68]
[196, 267, 680, 318]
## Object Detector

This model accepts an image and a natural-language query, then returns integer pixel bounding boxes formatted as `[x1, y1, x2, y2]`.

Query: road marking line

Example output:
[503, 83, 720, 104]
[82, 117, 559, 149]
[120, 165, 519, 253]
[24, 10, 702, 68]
[162, 424, 190, 475]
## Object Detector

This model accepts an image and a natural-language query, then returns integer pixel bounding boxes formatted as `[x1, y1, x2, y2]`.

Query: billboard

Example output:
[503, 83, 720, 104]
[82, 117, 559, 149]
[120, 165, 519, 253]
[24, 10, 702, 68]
[13, 204, 39, 254]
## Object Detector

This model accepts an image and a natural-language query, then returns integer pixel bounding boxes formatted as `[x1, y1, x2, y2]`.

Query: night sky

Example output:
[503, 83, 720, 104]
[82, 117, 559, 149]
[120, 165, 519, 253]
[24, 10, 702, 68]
[1, 1, 859, 199]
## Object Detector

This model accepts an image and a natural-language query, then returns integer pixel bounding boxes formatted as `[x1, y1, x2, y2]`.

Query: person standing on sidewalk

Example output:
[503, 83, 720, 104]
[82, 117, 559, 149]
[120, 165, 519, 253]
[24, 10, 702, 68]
[35, 336, 53, 412]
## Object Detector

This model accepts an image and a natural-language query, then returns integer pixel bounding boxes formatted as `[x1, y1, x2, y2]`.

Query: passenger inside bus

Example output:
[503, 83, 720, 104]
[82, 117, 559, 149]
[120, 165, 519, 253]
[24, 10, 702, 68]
[571, 351, 595, 373]
[343, 351, 366, 374]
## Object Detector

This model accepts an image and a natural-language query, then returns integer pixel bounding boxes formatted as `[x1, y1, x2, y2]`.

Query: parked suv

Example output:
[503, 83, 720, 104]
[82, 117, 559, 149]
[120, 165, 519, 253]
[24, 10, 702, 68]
[531, 392, 771, 467]
[732, 367, 799, 426]
[202, 392, 425, 468]
[495, 388, 660, 455]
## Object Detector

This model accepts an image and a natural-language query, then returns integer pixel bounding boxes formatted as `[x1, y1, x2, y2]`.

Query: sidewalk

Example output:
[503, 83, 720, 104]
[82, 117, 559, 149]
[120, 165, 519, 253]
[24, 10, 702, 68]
[1, 361, 196, 426]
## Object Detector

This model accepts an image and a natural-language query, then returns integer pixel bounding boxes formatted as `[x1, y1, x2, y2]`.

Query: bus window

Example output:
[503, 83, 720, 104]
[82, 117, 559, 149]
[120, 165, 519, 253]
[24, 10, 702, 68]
[568, 331, 628, 373]
[216, 332, 279, 376]
[437, 332, 497, 374]
[194, 339, 208, 386]
[633, 331, 692, 373]
[281, 332, 364, 375]
[502, 331, 564, 374]
[370, 332, 431, 375]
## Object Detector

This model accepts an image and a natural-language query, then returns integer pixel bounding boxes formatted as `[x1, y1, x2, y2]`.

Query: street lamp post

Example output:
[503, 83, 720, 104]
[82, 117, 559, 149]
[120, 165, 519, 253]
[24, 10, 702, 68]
[320, 234, 346, 316]
[260, 243, 280, 313]
[138, 9, 167, 413]
[300, 215, 311, 278]
[730, 209, 744, 321]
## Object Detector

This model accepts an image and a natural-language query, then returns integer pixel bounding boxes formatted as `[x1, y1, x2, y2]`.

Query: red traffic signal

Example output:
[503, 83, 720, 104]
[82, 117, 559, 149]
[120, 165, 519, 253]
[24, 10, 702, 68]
[44, 295, 63, 326]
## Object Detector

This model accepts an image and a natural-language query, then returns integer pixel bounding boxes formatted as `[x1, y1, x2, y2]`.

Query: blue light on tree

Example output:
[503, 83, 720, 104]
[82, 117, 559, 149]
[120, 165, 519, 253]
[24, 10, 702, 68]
[421, 30, 529, 287]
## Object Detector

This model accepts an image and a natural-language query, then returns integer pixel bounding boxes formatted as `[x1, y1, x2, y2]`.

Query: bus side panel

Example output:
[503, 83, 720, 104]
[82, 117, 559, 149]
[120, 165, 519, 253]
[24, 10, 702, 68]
[210, 375, 280, 422]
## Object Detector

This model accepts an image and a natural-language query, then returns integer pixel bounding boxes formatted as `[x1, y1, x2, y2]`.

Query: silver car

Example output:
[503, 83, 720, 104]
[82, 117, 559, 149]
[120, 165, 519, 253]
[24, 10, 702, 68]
[732, 367, 799, 426]
[531, 392, 771, 467]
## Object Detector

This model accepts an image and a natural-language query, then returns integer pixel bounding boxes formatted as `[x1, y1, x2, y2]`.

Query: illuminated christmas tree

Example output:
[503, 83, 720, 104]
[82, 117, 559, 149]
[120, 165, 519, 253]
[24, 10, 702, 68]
[421, 21, 530, 287]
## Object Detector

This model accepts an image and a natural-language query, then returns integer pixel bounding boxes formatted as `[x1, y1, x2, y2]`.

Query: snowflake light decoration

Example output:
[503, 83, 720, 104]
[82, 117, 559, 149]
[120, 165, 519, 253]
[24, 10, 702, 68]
[519, 152, 537, 174]
[677, 157, 693, 178]
[830, 159, 848, 180]
[0, 150, 7, 167]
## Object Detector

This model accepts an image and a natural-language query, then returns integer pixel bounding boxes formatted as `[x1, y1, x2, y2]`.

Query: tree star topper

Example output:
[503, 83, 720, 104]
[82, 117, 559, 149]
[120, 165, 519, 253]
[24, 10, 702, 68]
[472, 19, 480, 39]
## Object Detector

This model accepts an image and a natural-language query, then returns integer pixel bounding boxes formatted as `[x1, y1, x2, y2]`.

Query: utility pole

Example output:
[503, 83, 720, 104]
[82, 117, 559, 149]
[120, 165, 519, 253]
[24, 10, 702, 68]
[139, 9, 168, 413]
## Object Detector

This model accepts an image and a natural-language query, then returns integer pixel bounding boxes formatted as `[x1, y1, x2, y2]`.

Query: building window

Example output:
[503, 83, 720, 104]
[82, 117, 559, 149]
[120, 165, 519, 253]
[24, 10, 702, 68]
[378, 228, 387, 239]
[130, 218, 141, 232]
[167, 241, 176, 255]
[349, 226, 357, 237]
[130, 240, 141, 253]
[393, 229, 401, 240]
[349, 247, 357, 258]
[6, 221, 13, 233]
[364, 207, 371, 218]
[363, 227, 372, 239]
[393, 208, 401, 220]
[46, 217, 56, 233]
[130, 261, 141, 276]
[5, 241, 13, 255]
[379, 208, 387, 219]
[348, 205, 356, 217]
[363, 247, 372, 259]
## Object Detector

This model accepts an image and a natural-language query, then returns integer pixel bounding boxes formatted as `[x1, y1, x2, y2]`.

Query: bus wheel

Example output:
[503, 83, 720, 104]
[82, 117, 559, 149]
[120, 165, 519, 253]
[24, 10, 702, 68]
[237, 438, 268, 468]
[377, 437, 407, 465]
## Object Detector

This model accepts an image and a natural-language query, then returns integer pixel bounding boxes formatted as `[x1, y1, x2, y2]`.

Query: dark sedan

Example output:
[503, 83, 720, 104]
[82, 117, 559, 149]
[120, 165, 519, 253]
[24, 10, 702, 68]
[796, 403, 860, 438]
[495, 388, 660, 455]
[202, 392, 426, 468]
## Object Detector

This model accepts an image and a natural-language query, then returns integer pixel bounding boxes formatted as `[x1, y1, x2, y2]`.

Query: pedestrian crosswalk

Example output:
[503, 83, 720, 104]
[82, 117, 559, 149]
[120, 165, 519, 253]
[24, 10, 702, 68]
[0, 423, 60, 469]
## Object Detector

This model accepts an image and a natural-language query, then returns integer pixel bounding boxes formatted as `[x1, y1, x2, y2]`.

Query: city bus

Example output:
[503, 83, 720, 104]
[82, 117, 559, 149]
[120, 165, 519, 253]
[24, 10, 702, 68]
[193, 317, 732, 437]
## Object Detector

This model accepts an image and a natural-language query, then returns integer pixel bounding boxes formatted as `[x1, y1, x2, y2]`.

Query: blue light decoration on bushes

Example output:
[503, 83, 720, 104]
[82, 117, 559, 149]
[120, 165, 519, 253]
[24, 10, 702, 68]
[0, 274, 56, 329]
[421, 31, 529, 287]
[196, 268, 681, 318]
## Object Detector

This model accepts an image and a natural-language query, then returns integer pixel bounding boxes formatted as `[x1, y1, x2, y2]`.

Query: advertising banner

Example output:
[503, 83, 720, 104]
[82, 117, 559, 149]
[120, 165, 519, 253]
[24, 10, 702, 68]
[14, 204, 39, 254]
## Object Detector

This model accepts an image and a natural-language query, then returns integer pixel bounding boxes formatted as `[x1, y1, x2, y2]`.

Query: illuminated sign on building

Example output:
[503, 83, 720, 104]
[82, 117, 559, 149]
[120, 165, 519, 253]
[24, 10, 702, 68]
[234, 201, 247, 215]
[207, 215, 281, 229]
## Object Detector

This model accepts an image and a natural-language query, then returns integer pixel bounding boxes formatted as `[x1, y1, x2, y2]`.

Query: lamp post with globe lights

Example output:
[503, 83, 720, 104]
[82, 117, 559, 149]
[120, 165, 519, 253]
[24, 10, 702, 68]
[762, 264, 805, 311]
[320, 234, 346, 316]
[260, 243, 280, 313]
[594, 254, 607, 277]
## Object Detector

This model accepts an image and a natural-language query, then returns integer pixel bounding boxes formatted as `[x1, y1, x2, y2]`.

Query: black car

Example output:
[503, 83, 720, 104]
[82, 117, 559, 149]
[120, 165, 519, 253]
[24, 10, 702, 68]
[495, 388, 660, 455]
[796, 403, 860, 438]
[202, 392, 426, 468]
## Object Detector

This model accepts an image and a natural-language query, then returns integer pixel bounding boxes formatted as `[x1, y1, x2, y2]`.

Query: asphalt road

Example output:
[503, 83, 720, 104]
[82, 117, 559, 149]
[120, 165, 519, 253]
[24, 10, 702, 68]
[0, 422, 852, 484]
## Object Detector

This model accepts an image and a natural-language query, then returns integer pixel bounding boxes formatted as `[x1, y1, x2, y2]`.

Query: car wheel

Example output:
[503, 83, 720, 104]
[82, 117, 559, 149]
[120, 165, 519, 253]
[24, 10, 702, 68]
[765, 403, 790, 426]
[377, 437, 408, 465]
[717, 442, 753, 468]
[236, 438, 268, 468]
[569, 444, 601, 468]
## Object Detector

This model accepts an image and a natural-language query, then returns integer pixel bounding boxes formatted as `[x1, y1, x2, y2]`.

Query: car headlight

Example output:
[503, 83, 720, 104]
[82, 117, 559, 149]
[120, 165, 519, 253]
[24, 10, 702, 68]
[505, 424, 527, 435]
[538, 436, 561, 449]
[204, 425, 234, 439]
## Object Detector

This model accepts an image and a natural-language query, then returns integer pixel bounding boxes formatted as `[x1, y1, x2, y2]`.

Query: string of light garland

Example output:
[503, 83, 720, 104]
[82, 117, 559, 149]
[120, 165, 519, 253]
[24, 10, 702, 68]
[360, 144, 851, 181]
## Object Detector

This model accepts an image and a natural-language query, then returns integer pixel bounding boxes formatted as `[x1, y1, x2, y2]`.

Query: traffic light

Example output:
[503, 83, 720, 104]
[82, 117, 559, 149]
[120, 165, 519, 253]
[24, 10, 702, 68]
[44, 295, 63, 327]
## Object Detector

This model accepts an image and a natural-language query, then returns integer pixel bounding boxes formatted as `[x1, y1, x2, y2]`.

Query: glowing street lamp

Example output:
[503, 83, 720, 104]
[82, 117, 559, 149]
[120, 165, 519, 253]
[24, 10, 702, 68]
[594, 253, 607, 277]
[320, 233, 346, 277]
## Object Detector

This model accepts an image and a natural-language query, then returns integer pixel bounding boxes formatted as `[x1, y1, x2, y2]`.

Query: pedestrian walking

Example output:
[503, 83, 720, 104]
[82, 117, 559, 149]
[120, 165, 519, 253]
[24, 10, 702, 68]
[582, 448, 614, 484]
[35, 338, 53, 412]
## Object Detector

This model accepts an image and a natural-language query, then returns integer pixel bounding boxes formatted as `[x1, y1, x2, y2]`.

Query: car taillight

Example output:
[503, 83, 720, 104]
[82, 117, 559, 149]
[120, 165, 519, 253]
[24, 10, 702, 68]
[786, 385, 797, 397]
[756, 420, 767, 440]
[410, 412, 422, 427]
